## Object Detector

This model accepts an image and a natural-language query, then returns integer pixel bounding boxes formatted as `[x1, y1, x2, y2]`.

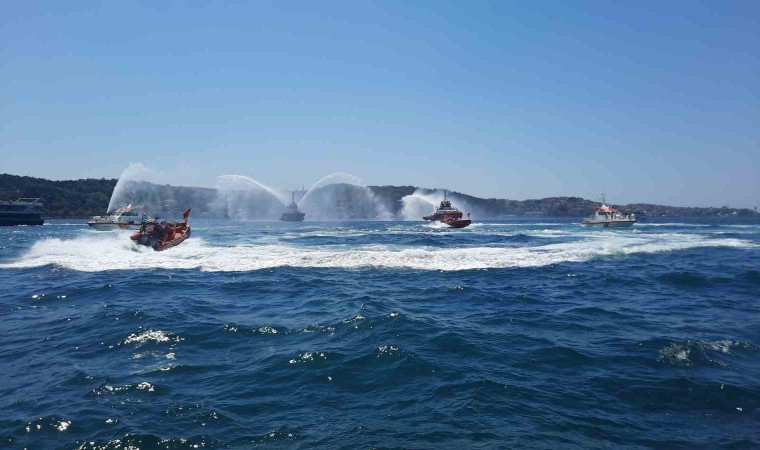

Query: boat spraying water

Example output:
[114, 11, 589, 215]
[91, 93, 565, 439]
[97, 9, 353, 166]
[88, 204, 150, 230]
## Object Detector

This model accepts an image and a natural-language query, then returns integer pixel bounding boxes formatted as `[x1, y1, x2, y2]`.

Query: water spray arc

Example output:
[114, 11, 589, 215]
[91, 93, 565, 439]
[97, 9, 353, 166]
[107, 163, 152, 213]
[216, 175, 289, 206]
[297, 172, 364, 209]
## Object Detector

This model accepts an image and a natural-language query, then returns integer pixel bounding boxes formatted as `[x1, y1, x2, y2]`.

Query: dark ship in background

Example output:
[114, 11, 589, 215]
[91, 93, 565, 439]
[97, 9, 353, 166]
[280, 191, 305, 222]
[0, 198, 45, 226]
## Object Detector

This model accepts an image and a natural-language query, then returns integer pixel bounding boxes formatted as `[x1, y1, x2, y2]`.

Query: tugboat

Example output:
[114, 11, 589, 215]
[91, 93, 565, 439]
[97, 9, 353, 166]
[442, 212, 472, 229]
[423, 192, 471, 228]
[582, 197, 636, 227]
[88, 205, 150, 230]
[0, 198, 45, 226]
[423, 191, 464, 221]
[131, 209, 191, 251]
[280, 192, 305, 222]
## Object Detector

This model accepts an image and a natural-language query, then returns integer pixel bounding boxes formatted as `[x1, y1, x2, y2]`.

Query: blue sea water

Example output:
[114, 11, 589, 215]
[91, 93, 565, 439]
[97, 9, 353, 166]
[1, 217, 759, 449]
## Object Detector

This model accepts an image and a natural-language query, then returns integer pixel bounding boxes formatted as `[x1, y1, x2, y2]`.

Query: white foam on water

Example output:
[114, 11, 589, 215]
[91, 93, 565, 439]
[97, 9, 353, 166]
[634, 223, 713, 227]
[0, 230, 754, 272]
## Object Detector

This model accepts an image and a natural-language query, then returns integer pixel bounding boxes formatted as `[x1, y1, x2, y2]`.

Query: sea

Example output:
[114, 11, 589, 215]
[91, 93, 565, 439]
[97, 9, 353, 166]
[1, 217, 758, 449]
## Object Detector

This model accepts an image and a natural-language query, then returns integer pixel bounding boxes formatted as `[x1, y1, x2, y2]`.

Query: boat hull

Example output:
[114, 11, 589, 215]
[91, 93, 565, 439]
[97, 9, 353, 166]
[88, 222, 141, 231]
[582, 220, 636, 228]
[444, 219, 471, 228]
[280, 213, 305, 222]
[423, 212, 463, 221]
[154, 228, 191, 251]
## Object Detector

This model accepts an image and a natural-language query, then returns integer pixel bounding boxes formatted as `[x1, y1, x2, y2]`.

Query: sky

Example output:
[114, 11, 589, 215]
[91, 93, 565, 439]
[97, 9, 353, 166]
[1, 1, 758, 208]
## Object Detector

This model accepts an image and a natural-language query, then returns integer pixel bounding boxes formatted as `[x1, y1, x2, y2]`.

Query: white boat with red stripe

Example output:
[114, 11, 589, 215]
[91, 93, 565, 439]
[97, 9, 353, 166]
[582, 197, 636, 228]
[88, 205, 150, 231]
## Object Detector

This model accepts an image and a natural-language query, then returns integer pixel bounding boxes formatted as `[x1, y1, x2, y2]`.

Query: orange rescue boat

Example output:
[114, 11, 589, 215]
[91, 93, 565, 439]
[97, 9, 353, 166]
[131, 209, 192, 251]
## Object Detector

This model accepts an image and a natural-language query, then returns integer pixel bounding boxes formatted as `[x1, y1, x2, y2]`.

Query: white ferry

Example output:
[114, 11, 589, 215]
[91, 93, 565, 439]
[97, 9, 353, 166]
[87, 205, 150, 230]
[582, 202, 636, 227]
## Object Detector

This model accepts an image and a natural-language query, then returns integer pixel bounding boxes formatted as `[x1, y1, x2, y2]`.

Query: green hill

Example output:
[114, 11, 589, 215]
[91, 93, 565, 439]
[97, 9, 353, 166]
[1, 173, 756, 218]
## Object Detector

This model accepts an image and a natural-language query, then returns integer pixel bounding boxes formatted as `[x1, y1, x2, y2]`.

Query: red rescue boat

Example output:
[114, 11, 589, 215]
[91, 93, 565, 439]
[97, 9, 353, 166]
[131, 209, 192, 251]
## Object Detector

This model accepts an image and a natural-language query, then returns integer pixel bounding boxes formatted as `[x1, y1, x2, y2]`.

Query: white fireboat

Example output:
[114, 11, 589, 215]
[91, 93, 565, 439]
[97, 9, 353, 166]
[582, 197, 636, 227]
[88, 205, 150, 230]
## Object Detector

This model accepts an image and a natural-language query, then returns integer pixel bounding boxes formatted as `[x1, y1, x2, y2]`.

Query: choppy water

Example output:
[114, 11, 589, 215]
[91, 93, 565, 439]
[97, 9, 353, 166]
[1, 218, 759, 449]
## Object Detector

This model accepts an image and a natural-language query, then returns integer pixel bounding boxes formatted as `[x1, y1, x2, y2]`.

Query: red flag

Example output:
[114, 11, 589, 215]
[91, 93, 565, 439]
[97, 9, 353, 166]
[182, 208, 191, 220]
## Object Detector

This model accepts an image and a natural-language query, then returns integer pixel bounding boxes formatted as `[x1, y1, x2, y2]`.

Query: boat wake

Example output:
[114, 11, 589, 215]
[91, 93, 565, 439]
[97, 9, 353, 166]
[0, 231, 754, 272]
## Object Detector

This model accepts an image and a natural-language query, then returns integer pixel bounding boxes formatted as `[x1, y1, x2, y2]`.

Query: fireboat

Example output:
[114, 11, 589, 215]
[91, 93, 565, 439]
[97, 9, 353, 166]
[423, 192, 471, 228]
[582, 196, 636, 227]
[280, 192, 305, 222]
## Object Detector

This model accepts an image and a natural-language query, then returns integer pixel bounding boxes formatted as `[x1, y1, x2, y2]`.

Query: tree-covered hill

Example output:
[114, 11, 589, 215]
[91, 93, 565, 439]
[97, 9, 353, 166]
[0, 174, 117, 218]
[1, 174, 756, 218]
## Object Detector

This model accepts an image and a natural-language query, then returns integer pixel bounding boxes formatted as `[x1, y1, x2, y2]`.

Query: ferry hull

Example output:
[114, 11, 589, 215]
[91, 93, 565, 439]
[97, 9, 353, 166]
[0, 215, 44, 226]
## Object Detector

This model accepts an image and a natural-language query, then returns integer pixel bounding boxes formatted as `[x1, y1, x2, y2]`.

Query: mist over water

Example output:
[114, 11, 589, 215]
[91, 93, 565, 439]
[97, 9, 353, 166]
[105, 165, 477, 222]
[298, 172, 363, 208]
[214, 175, 289, 221]
[106, 163, 217, 219]
[215, 172, 392, 221]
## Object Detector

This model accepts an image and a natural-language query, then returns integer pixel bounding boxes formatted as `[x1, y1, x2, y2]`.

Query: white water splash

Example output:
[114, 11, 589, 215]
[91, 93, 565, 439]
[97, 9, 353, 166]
[214, 175, 290, 221]
[298, 172, 391, 220]
[216, 175, 289, 206]
[1, 230, 753, 272]
[107, 163, 153, 212]
[298, 172, 363, 208]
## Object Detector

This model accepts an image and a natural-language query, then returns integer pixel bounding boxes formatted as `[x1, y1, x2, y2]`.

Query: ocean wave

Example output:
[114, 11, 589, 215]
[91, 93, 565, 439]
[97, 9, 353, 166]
[89, 381, 157, 396]
[72, 433, 217, 450]
[0, 231, 754, 272]
[23, 416, 73, 434]
[657, 339, 759, 368]
[121, 329, 183, 346]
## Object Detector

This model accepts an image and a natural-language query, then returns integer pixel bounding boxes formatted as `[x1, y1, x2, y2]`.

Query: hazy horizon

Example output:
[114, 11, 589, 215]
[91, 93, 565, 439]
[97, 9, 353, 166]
[2, 2, 758, 208]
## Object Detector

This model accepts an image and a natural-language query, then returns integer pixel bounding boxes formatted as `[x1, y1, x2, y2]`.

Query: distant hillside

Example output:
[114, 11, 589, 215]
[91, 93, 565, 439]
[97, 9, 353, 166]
[1, 174, 756, 218]
[368, 187, 758, 217]
[0, 174, 217, 218]
[0, 174, 116, 218]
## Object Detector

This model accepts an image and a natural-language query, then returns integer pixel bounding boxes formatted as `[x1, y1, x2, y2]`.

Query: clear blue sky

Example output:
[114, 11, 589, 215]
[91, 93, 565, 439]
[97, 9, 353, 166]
[1, 1, 758, 208]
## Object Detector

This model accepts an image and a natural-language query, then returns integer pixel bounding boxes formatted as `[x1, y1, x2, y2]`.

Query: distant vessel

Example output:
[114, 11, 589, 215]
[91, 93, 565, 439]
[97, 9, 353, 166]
[280, 192, 305, 222]
[423, 192, 464, 221]
[583, 197, 636, 227]
[88, 205, 149, 230]
[0, 198, 45, 226]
